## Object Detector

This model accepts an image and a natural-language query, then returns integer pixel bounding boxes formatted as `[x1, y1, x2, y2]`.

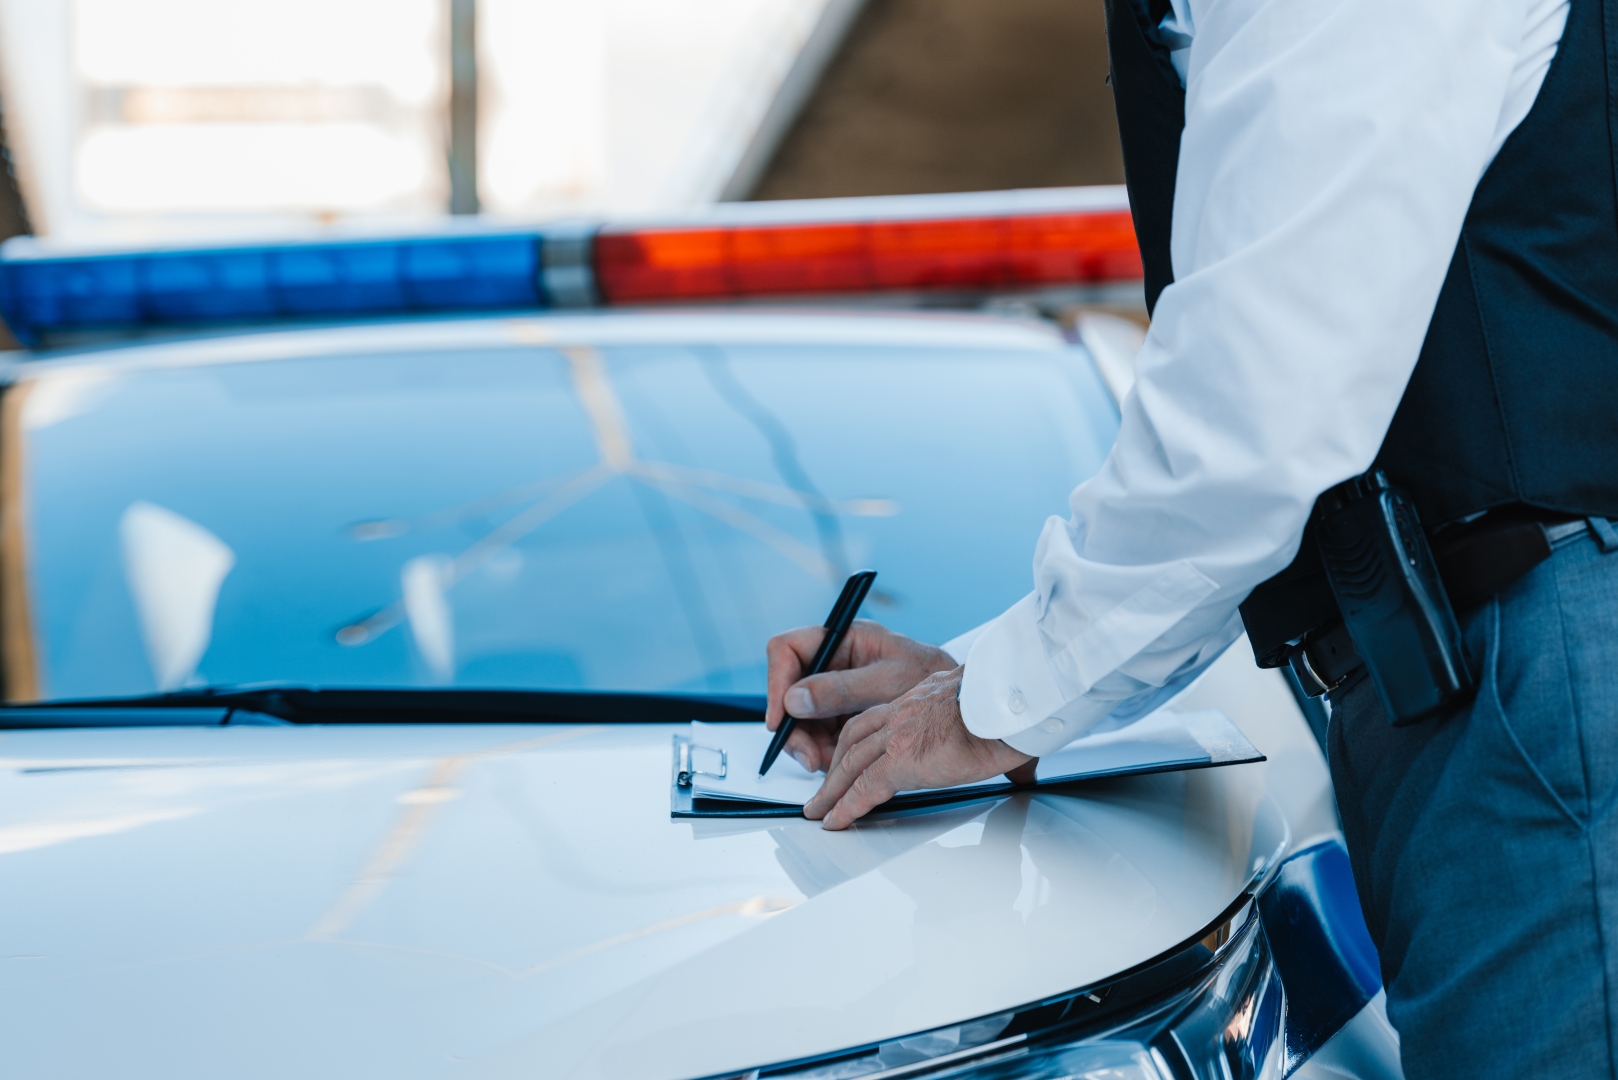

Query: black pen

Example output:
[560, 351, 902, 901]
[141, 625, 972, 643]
[759, 569, 877, 776]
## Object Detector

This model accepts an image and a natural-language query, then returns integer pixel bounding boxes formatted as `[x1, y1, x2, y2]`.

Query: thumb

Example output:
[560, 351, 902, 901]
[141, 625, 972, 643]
[786, 664, 907, 720]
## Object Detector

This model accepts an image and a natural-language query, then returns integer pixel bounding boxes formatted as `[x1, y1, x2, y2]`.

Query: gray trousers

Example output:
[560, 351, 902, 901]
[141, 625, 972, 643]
[1329, 528, 1618, 1079]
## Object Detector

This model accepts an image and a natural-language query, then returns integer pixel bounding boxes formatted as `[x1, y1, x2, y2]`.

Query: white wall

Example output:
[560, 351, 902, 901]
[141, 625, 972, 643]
[0, 0, 832, 241]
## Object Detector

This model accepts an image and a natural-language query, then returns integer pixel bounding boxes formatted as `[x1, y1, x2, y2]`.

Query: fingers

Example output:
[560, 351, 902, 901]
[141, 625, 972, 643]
[833, 619, 892, 669]
[824, 702, 892, 778]
[764, 626, 830, 730]
[804, 723, 840, 771]
[783, 727, 820, 771]
[767, 620, 954, 730]
[784, 721, 840, 773]
[821, 753, 900, 831]
[800, 668, 1034, 830]
[803, 721, 891, 820]
[787, 662, 909, 721]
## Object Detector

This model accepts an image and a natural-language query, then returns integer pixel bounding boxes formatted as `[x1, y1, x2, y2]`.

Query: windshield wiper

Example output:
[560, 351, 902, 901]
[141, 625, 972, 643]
[0, 687, 766, 728]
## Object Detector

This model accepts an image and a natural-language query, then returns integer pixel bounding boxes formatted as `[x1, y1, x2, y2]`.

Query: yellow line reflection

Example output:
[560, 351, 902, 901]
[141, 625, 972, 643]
[563, 345, 636, 471]
[306, 729, 585, 939]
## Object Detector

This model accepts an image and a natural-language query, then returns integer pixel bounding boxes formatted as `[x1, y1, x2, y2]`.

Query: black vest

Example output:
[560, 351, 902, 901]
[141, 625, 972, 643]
[1104, 0, 1618, 527]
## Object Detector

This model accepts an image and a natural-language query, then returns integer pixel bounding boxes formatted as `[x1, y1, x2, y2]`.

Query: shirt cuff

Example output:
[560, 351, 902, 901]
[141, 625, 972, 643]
[996, 705, 1113, 757]
[999, 695, 1115, 756]
[958, 593, 1068, 740]
[941, 621, 991, 665]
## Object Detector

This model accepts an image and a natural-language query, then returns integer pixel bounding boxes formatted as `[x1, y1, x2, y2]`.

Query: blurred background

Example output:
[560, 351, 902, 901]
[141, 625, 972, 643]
[0, 0, 1122, 247]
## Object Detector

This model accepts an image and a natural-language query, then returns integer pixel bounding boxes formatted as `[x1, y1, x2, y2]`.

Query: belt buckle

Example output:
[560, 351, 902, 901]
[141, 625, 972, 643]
[1287, 640, 1342, 697]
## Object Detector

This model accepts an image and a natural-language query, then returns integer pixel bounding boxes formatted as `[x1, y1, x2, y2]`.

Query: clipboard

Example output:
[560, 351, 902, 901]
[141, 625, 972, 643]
[670, 709, 1265, 819]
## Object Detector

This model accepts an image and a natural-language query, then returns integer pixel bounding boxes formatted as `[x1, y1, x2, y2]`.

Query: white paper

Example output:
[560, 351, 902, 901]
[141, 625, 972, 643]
[687, 709, 1233, 808]
[689, 721, 823, 805]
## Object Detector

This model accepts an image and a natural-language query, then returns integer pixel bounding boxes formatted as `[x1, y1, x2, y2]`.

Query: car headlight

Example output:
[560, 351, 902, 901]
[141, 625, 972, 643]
[734, 896, 1283, 1080]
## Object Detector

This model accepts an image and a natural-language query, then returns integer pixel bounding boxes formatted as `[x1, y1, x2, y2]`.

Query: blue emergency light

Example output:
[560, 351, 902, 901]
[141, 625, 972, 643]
[0, 188, 1144, 348]
[0, 229, 559, 347]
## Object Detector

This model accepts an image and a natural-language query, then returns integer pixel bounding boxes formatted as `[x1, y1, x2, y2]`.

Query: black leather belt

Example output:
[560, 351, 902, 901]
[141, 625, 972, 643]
[1286, 513, 1608, 697]
[1290, 620, 1362, 697]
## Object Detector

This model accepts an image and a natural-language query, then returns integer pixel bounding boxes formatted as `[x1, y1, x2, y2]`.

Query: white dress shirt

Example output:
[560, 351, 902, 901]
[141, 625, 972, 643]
[952, 0, 1570, 756]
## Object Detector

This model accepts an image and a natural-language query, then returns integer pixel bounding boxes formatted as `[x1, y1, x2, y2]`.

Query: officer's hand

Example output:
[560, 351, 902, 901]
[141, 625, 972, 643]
[765, 620, 957, 774]
[803, 666, 1036, 830]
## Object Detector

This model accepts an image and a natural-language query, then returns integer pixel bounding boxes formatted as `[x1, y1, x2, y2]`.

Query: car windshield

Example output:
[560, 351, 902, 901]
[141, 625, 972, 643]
[1, 316, 1119, 704]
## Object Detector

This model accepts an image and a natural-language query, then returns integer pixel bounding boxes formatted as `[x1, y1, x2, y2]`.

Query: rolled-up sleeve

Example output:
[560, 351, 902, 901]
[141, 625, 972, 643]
[958, 0, 1554, 750]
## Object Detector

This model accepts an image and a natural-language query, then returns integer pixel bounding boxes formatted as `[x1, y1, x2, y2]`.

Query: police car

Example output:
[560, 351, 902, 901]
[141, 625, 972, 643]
[0, 189, 1400, 1080]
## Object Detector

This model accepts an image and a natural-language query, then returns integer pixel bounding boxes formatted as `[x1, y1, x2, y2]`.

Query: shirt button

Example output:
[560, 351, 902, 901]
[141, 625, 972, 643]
[1041, 718, 1063, 734]
[1007, 690, 1027, 714]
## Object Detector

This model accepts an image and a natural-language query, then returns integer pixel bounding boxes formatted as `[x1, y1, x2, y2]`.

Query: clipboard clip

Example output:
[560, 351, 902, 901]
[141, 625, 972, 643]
[676, 741, 728, 788]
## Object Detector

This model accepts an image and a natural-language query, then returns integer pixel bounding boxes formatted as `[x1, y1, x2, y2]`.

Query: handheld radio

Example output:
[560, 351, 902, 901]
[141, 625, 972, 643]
[1315, 471, 1473, 724]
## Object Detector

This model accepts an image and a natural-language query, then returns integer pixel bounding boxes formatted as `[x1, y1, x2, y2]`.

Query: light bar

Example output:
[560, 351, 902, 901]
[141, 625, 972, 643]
[595, 209, 1141, 304]
[0, 232, 544, 346]
[0, 188, 1143, 347]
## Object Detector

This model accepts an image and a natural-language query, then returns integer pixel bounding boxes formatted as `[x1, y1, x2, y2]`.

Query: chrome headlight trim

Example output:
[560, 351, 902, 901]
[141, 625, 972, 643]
[702, 839, 1383, 1080]
[705, 893, 1275, 1080]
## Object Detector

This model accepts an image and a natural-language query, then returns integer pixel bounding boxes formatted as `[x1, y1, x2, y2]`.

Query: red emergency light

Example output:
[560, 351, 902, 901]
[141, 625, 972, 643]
[594, 203, 1142, 304]
[0, 187, 1145, 346]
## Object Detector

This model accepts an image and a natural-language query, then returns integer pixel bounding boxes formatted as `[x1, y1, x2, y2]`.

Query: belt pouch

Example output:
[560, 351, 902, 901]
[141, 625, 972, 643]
[1316, 471, 1473, 724]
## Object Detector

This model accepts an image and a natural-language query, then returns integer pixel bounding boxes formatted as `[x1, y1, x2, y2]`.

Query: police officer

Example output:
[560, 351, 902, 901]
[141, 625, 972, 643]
[763, 0, 1618, 1074]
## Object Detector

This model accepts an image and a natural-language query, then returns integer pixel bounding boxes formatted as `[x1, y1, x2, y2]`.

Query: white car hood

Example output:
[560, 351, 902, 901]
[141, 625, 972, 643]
[0, 667, 1323, 1080]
